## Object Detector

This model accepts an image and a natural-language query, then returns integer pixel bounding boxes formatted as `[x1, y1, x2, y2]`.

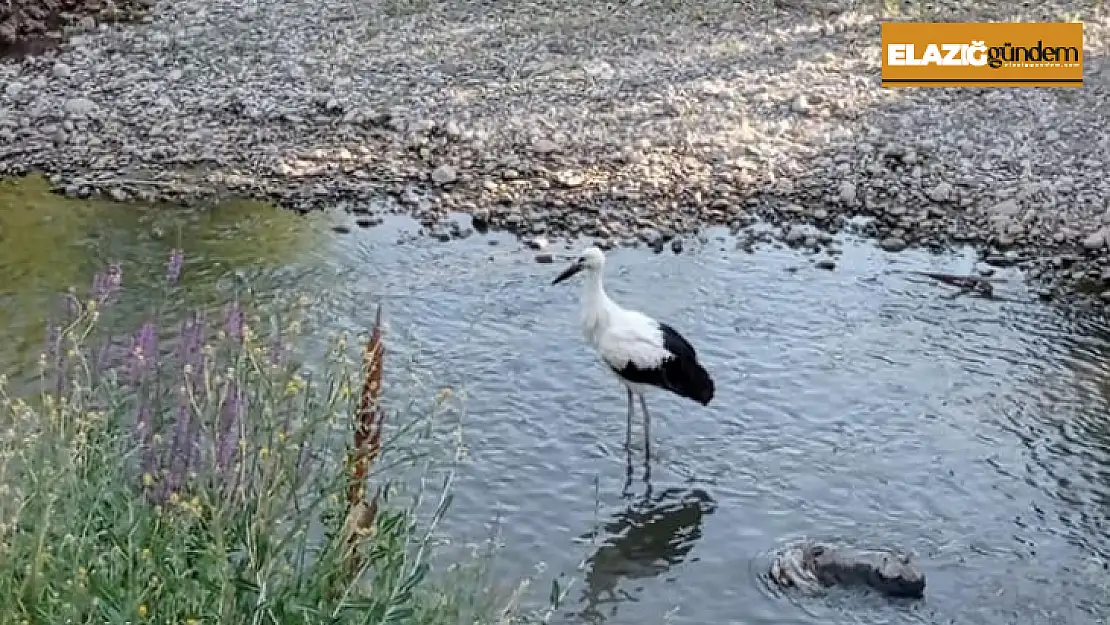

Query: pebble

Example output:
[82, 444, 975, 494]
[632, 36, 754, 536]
[63, 98, 97, 118]
[880, 237, 907, 252]
[784, 225, 808, 246]
[928, 182, 953, 203]
[533, 139, 559, 154]
[1083, 227, 1108, 251]
[838, 181, 857, 204]
[430, 165, 457, 185]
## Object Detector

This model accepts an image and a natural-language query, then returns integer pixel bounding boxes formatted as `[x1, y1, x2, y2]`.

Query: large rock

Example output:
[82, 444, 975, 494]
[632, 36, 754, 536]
[1082, 227, 1108, 251]
[769, 540, 926, 599]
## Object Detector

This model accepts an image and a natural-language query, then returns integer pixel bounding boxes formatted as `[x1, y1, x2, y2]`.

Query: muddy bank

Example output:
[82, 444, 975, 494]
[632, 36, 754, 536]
[0, 0, 1109, 302]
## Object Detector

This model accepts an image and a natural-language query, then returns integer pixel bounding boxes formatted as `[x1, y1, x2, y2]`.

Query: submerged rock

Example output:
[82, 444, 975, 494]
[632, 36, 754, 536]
[769, 540, 926, 599]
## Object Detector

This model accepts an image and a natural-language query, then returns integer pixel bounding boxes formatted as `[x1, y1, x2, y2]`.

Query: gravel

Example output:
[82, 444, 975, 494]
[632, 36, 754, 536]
[1, 0, 1109, 302]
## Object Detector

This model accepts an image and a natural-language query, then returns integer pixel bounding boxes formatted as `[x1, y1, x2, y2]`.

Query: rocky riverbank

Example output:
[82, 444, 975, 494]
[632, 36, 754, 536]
[1, 0, 1109, 302]
[1, 0, 150, 57]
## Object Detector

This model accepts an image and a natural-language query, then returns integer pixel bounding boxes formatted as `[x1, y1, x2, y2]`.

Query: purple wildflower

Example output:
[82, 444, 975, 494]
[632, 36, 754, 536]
[42, 322, 66, 396]
[64, 289, 81, 319]
[43, 323, 60, 362]
[224, 302, 243, 345]
[130, 322, 158, 484]
[92, 263, 123, 306]
[128, 322, 159, 387]
[216, 381, 243, 476]
[136, 401, 153, 459]
[178, 312, 206, 391]
[166, 249, 184, 286]
[53, 336, 68, 400]
[95, 341, 112, 371]
[164, 400, 194, 497]
[268, 328, 286, 366]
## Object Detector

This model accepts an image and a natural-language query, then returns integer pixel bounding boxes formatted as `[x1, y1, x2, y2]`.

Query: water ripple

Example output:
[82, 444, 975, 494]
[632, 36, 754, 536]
[5, 212, 1110, 625]
[307, 226, 1110, 625]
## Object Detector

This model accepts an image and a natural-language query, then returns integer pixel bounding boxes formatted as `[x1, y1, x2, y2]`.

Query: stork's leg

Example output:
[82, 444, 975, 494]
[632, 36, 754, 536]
[639, 395, 652, 460]
[621, 444, 634, 497]
[624, 387, 634, 451]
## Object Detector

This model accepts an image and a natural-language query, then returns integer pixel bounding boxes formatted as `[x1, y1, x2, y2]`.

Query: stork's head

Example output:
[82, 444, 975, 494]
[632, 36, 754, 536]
[551, 246, 606, 285]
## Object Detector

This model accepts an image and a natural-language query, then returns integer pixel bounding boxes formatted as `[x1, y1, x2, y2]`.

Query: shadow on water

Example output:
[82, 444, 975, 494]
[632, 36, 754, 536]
[5, 174, 1110, 625]
[573, 476, 717, 625]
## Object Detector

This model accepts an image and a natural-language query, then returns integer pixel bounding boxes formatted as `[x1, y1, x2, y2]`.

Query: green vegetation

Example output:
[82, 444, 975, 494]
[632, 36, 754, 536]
[0, 250, 556, 625]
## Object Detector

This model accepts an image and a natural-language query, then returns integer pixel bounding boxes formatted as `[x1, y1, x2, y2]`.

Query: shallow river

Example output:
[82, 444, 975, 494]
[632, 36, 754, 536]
[2, 177, 1109, 625]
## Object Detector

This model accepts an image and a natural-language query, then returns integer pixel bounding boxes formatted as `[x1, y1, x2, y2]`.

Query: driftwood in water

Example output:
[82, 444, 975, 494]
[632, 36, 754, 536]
[908, 271, 998, 298]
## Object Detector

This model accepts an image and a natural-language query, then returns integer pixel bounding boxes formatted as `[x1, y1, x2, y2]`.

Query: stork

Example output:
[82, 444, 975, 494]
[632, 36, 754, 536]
[551, 247, 715, 458]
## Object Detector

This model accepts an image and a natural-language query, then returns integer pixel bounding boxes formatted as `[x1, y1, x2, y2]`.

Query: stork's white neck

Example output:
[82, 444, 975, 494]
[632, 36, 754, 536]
[581, 267, 613, 346]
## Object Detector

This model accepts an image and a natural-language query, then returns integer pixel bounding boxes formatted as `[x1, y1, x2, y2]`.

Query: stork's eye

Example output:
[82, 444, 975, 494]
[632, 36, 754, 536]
[578, 257, 586, 263]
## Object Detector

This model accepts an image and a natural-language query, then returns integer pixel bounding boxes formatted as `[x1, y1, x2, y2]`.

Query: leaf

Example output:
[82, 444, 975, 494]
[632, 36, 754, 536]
[382, 606, 415, 624]
[396, 562, 429, 602]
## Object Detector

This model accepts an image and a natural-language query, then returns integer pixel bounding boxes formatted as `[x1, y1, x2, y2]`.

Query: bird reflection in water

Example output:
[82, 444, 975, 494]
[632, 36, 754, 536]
[573, 461, 717, 624]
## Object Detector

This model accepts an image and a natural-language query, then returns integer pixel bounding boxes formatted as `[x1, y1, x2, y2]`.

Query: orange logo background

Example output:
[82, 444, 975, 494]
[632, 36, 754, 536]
[881, 22, 1084, 88]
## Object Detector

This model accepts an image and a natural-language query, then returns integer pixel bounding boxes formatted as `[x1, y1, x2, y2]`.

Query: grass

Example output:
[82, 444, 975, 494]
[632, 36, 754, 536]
[0, 250, 565, 625]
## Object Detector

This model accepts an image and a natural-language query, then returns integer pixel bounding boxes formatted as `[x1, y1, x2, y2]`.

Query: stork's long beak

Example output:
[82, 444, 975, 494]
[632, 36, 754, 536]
[552, 261, 583, 285]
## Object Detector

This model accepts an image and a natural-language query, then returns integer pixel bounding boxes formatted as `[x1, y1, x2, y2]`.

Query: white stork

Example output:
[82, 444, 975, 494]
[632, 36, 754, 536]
[551, 246, 715, 457]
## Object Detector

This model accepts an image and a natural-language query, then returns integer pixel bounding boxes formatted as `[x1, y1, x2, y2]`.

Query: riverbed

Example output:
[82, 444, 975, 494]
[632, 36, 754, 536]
[1, 179, 1109, 624]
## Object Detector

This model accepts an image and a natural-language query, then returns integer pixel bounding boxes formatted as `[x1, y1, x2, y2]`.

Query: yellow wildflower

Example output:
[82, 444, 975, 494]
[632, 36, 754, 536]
[138, 604, 148, 618]
[143, 473, 154, 487]
[284, 375, 305, 396]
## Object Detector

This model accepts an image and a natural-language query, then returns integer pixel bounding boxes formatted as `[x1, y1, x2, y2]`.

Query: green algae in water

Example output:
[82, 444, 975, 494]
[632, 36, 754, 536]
[0, 174, 330, 377]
